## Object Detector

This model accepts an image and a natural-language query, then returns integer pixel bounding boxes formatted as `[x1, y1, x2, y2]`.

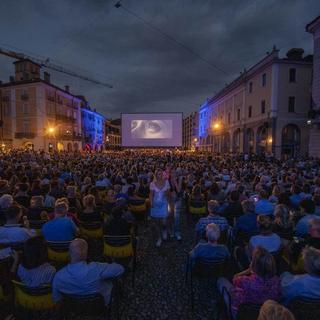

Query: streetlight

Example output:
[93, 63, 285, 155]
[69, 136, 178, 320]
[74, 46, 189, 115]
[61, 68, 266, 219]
[47, 127, 55, 134]
[212, 122, 221, 130]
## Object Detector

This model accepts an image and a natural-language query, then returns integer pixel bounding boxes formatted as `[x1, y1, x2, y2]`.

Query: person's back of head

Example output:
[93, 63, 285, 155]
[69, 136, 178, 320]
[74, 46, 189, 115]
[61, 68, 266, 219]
[54, 200, 68, 217]
[30, 195, 44, 208]
[259, 189, 268, 200]
[111, 205, 124, 220]
[300, 199, 315, 214]
[192, 185, 201, 197]
[241, 199, 255, 214]
[0, 194, 13, 209]
[210, 182, 220, 195]
[257, 215, 273, 233]
[5, 204, 22, 224]
[309, 218, 320, 238]
[207, 200, 220, 215]
[22, 236, 48, 269]
[251, 246, 277, 279]
[66, 186, 76, 198]
[206, 223, 220, 243]
[303, 246, 320, 276]
[258, 300, 295, 320]
[69, 238, 88, 263]
[83, 194, 95, 209]
[230, 190, 240, 202]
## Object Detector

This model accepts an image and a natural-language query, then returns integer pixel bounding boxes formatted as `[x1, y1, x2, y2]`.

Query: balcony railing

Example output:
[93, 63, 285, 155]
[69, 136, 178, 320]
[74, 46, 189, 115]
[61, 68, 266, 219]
[15, 132, 36, 139]
[56, 114, 77, 123]
[57, 133, 82, 141]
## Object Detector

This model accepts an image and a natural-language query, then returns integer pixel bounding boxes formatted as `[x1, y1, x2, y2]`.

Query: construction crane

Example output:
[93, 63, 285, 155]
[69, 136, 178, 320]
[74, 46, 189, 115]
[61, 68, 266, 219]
[0, 46, 113, 88]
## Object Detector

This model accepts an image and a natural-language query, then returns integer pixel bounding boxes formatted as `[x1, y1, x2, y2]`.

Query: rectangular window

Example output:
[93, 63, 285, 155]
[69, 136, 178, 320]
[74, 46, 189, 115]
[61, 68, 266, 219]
[23, 120, 29, 133]
[288, 96, 295, 113]
[261, 100, 266, 114]
[237, 108, 240, 121]
[4, 105, 10, 116]
[289, 68, 296, 83]
[262, 73, 266, 87]
[228, 113, 231, 124]
[249, 81, 253, 93]
[22, 103, 28, 114]
[248, 106, 252, 118]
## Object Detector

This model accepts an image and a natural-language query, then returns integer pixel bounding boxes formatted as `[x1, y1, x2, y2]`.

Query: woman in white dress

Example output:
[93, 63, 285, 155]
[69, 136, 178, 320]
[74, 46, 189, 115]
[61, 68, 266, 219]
[149, 169, 170, 247]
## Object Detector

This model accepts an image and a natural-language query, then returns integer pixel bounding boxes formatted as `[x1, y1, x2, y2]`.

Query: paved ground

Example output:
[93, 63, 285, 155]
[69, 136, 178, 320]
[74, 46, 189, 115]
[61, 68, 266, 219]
[120, 212, 219, 320]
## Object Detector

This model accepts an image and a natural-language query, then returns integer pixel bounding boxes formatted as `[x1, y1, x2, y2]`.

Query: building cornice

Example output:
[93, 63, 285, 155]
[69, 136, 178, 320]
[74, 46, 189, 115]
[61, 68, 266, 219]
[306, 15, 320, 33]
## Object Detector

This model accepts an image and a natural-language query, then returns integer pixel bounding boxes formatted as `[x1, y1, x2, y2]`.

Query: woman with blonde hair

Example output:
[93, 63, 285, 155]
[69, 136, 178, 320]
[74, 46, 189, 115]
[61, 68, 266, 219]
[149, 168, 170, 247]
[258, 300, 295, 320]
[218, 246, 281, 318]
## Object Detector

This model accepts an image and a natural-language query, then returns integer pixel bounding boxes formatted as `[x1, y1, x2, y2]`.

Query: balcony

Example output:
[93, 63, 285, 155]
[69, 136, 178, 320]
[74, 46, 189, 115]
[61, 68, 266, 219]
[56, 114, 77, 123]
[57, 133, 82, 141]
[15, 132, 36, 139]
[47, 96, 55, 102]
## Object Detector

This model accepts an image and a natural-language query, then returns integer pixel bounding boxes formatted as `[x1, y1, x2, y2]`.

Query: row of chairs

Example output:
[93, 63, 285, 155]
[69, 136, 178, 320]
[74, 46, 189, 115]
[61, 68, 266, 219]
[11, 277, 122, 319]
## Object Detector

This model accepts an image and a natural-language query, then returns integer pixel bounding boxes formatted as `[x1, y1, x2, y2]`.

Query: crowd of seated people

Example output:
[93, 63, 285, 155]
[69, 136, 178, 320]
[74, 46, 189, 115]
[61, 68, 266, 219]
[0, 150, 319, 318]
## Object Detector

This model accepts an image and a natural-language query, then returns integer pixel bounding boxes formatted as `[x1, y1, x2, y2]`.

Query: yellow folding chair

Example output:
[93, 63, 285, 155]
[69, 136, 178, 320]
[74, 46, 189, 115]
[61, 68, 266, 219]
[12, 280, 55, 312]
[47, 241, 71, 265]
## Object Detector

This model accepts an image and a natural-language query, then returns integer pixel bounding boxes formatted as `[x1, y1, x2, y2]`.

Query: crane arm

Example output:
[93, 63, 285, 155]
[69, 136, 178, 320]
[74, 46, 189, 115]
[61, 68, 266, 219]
[0, 47, 113, 88]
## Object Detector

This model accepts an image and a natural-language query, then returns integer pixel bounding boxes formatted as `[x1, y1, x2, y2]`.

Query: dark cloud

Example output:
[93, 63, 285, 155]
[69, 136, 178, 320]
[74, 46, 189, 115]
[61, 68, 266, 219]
[0, 0, 319, 118]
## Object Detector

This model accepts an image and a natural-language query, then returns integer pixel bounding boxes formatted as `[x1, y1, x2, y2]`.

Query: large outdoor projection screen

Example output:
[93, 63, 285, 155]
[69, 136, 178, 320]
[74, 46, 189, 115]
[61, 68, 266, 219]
[121, 113, 183, 147]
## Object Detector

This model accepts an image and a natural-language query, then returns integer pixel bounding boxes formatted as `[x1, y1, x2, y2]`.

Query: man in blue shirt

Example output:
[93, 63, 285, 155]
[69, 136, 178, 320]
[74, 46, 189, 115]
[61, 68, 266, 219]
[53, 238, 124, 305]
[190, 223, 230, 265]
[42, 201, 79, 241]
[281, 247, 320, 304]
[233, 200, 258, 240]
[255, 190, 274, 215]
[295, 199, 319, 237]
[195, 200, 229, 239]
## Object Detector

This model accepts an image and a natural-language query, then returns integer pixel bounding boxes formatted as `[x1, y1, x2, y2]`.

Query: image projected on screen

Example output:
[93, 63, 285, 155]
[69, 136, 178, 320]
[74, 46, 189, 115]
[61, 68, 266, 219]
[131, 120, 172, 139]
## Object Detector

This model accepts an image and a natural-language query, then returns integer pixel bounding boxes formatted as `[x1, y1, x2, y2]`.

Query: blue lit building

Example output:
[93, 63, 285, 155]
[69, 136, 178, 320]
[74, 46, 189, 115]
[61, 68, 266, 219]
[79, 96, 105, 151]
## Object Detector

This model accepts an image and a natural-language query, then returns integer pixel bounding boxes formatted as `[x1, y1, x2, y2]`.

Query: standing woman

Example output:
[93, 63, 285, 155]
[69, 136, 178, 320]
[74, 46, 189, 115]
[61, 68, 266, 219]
[169, 169, 183, 240]
[149, 169, 170, 247]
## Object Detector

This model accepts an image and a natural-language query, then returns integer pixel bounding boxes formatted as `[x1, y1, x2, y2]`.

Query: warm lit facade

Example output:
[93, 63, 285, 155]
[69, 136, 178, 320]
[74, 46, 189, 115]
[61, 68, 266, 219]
[198, 48, 312, 159]
[80, 97, 105, 151]
[0, 59, 82, 152]
[105, 118, 121, 149]
[307, 16, 320, 158]
[183, 112, 199, 150]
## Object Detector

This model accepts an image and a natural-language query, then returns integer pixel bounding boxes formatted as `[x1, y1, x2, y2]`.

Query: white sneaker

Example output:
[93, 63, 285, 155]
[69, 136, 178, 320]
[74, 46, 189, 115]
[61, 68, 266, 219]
[162, 230, 168, 241]
[156, 238, 162, 248]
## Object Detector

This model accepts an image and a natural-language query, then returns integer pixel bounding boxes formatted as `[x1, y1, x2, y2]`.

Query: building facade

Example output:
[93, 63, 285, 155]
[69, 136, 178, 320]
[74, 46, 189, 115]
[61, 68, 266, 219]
[0, 59, 82, 152]
[307, 16, 320, 158]
[183, 112, 199, 150]
[80, 97, 105, 151]
[198, 47, 312, 159]
[105, 118, 121, 149]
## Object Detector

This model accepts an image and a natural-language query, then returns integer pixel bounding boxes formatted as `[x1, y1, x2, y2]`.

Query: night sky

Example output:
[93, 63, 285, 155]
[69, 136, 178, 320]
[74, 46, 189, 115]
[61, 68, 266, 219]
[0, 0, 319, 118]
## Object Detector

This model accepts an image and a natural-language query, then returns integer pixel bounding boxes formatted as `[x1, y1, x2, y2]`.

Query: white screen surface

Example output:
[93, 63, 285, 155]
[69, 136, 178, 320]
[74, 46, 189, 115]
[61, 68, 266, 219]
[122, 113, 182, 147]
